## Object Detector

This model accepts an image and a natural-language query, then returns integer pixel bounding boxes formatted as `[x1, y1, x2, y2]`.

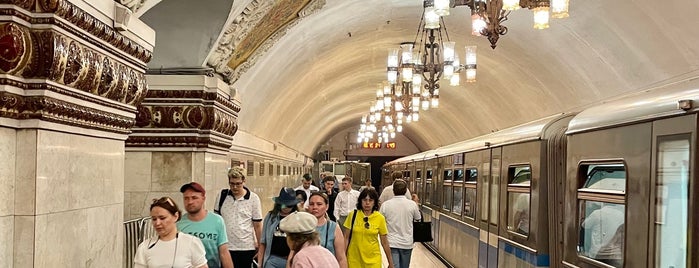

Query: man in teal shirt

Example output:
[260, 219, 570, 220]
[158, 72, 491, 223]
[178, 182, 234, 268]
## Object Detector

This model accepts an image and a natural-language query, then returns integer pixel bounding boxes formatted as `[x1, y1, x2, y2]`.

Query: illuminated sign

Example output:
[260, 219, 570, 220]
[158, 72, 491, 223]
[363, 142, 382, 149]
[361, 142, 397, 149]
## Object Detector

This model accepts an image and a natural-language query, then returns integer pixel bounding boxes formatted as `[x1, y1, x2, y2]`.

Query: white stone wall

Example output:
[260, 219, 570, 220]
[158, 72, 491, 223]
[0, 127, 16, 268]
[0, 128, 125, 267]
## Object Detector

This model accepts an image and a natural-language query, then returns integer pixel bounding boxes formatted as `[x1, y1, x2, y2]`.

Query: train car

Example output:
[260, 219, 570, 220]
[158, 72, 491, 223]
[319, 160, 371, 188]
[384, 77, 699, 268]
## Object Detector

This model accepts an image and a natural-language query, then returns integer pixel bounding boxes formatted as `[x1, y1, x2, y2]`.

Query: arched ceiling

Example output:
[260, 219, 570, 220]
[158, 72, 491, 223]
[138, 0, 699, 156]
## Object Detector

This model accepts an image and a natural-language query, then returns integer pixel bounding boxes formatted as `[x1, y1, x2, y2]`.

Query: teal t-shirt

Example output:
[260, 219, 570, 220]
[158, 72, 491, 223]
[177, 212, 229, 268]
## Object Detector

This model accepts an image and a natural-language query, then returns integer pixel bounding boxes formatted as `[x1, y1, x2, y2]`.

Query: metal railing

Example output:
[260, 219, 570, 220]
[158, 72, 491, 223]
[123, 217, 155, 268]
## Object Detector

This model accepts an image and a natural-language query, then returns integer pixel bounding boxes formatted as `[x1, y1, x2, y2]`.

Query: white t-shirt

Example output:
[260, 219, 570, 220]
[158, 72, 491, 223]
[378, 185, 412, 204]
[294, 185, 319, 208]
[134, 232, 207, 268]
[379, 196, 421, 249]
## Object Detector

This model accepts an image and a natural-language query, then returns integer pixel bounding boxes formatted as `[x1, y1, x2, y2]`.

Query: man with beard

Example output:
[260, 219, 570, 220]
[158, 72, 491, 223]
[178, 182, 234, 268]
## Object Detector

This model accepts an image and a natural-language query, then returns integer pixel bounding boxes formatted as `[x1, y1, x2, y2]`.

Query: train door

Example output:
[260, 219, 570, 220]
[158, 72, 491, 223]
[478, 147, 501, 268]
[648, 115, 696, 268]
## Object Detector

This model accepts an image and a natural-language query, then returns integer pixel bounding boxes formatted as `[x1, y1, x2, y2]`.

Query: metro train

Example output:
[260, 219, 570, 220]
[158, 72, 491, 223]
[382, 78, 699, 268]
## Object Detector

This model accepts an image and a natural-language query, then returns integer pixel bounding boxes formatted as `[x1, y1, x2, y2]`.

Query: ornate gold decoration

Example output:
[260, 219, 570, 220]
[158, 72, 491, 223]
[226, 0, 312, 70]
[0, 91, 135, 134]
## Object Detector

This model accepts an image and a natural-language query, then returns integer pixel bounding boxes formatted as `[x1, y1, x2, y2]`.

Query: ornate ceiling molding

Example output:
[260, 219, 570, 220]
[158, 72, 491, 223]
[206, 0, 326, 84]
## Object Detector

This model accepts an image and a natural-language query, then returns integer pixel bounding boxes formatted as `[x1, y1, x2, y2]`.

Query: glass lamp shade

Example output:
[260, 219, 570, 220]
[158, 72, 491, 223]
[431, 96, 439, 108]
[502, 0, 521, 10]
[412, 112, 419, 122]
[421, 99, 430, 111]
[471, 13, 486, 36]
[387, 48, 399, 67]
[551, 0, 569, 18]
[424, 7, 440, 29]
[402, 67, 413, 82]
[465, 46, 477, 65]
[450, 72, 460, 86]
[443, 65, 454, 78]
[466, 68, 476, 83]
[397, 125, 403, 132]
[390, 132, 396, 139]
[433, 0, 450, 16]
[400, 43, 413, 64]
[406, 114, 412, 123]
[533, 7, 550, 29]
[387, 71, 398, 84]
[443, 41, 456, 61]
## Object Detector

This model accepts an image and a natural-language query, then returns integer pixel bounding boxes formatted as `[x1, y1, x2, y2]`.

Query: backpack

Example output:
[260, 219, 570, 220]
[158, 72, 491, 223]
[214, 189, 230, 215]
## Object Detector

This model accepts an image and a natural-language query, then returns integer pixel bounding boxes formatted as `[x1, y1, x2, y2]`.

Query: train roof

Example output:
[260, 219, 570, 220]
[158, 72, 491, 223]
[387, 113, 571, 165]
[567, 77, 699, 134]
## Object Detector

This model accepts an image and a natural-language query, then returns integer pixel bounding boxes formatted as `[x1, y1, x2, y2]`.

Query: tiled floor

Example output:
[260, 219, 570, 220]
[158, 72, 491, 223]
[381, 242, 448, 268]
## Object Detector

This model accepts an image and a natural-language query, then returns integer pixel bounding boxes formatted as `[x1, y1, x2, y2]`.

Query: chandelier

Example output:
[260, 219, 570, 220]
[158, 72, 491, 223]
[446, 0, 570, 49]
[357, 1, 480, 144]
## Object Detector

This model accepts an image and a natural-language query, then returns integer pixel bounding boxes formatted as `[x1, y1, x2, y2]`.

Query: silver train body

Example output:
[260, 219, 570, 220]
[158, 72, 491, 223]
[382, 78, 699, 268]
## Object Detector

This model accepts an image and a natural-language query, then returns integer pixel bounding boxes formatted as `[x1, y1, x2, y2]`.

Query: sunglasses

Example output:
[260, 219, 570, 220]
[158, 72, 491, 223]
[152, 197, 175, 207]
[363, 216, 370, 229]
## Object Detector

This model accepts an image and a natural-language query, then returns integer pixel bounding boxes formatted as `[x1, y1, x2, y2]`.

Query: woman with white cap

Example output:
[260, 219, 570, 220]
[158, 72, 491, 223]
[259, 187, 301, 268]
[280, 211, 340, 268]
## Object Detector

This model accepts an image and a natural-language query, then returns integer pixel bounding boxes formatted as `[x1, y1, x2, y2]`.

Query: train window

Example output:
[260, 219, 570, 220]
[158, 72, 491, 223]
[464, 168, 478, 219]
[247, 161, 255, 176]
[452, 169, 465, 215]
[443, 169, 453, 211]
[454, 169, 464, 182]
[577, 163, 626, 268]
[323, 163, 333, 173]
[425, 170, 433, 204]
[416, 170, 423, 203]
[506, 165, 531, 236]
[654, 136, 689, 268]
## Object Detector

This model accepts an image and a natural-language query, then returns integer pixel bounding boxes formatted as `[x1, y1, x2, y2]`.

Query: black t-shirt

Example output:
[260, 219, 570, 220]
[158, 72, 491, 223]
[270, 216, 290, 257]
[326, 189, 338, 221]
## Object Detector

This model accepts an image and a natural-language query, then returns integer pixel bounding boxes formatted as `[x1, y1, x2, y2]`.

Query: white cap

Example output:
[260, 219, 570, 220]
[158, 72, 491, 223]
[280, 212, 317, 234]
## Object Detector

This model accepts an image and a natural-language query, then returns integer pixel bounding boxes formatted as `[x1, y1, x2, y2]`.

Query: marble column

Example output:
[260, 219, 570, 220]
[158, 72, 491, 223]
[0, 0, 154, 267]
[124, 75, 239, 219]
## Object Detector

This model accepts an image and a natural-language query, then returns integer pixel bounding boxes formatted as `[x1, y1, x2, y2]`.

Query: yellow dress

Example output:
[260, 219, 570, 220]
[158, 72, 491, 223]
[344, 210, 388, 268]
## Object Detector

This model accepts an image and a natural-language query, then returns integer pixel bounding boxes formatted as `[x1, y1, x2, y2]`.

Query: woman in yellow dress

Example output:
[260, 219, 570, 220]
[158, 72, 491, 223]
[343, 188, 394, 268]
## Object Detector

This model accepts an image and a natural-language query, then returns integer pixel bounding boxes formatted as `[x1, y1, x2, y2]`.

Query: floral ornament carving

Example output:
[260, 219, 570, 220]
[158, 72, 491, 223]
[206, 0, 325, 84]
[0, 23, 31, 74]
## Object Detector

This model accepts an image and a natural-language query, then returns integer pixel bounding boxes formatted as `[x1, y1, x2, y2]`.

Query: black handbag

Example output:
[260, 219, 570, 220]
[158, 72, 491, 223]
[413, 211, 433, 242]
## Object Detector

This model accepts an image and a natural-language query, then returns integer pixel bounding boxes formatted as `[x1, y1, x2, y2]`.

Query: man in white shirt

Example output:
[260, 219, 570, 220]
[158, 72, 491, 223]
[295, 173, 319, 208]
[215, 167, 263, 268]
[333, 176, 360, 235]
[379, 171, 412, 205]
[379, 179, 421, 268]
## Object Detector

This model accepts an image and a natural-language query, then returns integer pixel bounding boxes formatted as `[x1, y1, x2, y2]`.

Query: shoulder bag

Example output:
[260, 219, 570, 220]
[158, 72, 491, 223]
[413, 211, 433, 242]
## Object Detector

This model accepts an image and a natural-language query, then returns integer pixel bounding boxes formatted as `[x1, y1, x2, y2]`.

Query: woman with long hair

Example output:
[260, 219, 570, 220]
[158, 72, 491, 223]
[259, 187, 300, 268]
[343, 189, 394, 268]
[305, 192, 348, 268]
[280, 212, 340, 268]
[134, 196, 208, 268]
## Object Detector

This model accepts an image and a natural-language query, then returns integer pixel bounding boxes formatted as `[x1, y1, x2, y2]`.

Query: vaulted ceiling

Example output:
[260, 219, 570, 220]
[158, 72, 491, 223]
[135, 0, 699, 156]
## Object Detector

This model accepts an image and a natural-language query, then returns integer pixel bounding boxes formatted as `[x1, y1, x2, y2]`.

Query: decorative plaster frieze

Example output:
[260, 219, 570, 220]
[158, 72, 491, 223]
[0, 91, 135, 134]
[126, 89, 239, 150]
[206, 0, 326, 84]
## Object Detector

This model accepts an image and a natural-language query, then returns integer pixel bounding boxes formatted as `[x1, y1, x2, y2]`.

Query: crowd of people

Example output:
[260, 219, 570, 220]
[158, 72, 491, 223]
[133, 169, 421, 268]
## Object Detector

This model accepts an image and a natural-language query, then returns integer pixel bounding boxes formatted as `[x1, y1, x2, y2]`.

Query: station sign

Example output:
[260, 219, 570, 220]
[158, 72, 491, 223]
[362, 142, 397, 149]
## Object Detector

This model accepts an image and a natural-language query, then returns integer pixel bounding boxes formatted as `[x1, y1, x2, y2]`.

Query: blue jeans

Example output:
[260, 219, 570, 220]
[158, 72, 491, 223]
[390, 248, 413, 268]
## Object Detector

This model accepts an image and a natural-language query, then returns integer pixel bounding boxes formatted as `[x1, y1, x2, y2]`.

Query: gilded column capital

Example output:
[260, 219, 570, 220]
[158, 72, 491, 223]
[126, 87, 239, 152]
[0, 1, 153, 136]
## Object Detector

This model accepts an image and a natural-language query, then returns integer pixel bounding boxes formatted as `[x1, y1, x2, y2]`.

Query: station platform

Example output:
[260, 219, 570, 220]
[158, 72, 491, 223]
[380, 242, 448, 268]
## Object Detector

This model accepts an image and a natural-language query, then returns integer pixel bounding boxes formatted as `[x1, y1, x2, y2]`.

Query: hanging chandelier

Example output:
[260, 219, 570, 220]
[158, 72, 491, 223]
[386, 4, 478, 114]
[446, 0, 570, 49]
